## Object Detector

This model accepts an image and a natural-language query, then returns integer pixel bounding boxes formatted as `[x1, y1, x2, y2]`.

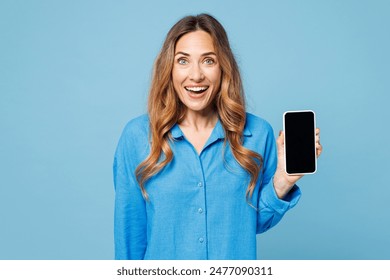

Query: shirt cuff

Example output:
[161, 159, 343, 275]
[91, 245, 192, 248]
[260, 179, 301, 215]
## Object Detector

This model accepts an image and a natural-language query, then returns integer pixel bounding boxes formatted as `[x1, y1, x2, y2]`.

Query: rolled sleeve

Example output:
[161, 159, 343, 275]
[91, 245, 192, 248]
[256, 179, 301, 234]
[260, 181, 301, 214]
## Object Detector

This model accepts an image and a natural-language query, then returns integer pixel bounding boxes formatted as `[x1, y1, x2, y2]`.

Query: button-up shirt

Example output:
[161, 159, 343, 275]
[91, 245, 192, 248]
[113, 113, 301, 260]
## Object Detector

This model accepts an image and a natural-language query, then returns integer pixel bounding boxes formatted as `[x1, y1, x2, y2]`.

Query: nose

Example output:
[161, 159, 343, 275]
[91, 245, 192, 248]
[189, 63, 204, 82]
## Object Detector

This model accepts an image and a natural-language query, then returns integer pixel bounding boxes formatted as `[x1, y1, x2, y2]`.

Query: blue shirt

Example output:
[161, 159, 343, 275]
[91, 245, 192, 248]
[113, 113, 301, 260]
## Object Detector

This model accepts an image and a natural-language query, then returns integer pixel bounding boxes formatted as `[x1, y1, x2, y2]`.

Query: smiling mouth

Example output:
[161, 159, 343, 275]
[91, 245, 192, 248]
[185, 86, 209, 94]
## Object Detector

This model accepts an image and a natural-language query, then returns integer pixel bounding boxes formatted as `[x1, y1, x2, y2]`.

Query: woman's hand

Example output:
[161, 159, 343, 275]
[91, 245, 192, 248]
[273, 128, 322, 199]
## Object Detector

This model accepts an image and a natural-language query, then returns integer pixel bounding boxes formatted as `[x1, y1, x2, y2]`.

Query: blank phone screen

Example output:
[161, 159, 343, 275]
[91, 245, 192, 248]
[284, 111, 316, 174]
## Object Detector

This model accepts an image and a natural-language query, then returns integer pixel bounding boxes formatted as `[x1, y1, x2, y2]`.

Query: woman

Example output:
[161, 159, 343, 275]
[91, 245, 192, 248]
[113, 14, 322, 260]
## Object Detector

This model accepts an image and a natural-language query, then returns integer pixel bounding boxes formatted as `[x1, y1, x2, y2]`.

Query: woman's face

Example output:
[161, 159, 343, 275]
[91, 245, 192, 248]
[172, 30, 222, 116]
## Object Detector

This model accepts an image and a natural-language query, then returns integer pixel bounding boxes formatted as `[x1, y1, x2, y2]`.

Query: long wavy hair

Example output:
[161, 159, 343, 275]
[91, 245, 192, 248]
[136, 14, 263, 201]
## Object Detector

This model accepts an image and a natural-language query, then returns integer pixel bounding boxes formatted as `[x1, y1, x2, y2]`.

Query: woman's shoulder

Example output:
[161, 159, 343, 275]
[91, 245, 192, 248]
[124, 114, 149, 128]
[245, 112, 274, 135]
[121, 114, 150, 139]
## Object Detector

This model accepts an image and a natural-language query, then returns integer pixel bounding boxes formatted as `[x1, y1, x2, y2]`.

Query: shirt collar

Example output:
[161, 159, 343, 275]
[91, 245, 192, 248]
[171, 123, 184, 139]
[170, 118, 252, 140]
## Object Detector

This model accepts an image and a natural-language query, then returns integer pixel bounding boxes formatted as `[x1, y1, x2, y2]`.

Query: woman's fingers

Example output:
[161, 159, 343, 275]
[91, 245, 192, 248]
[315, 128, 322, 157]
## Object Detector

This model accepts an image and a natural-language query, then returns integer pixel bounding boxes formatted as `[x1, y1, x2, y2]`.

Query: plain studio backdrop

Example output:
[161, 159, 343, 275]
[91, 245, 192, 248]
[1, 0, 389, 259]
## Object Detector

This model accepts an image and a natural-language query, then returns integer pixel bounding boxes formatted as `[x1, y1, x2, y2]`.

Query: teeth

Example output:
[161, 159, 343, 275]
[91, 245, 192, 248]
[185, 86, 208, 92]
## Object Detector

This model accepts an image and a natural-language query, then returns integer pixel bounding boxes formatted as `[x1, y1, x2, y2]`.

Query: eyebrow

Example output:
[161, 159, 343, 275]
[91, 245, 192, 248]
[174, 51, 217, 57]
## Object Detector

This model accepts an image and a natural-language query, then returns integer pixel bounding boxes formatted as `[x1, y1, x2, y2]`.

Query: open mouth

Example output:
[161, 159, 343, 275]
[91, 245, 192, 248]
[184, 86, 209, 94]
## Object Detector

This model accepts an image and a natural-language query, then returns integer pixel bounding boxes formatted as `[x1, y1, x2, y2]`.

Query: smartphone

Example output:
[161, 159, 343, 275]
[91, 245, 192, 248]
[283, 110, 317, 175]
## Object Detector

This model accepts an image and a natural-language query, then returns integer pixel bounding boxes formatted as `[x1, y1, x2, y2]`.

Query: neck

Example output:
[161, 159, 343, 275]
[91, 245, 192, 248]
[180, 109, 218, 131]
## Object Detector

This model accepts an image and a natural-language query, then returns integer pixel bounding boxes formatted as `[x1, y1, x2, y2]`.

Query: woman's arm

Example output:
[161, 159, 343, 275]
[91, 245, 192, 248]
[256, 126, 322, 233]
[113, 124, 147, 259]
[256, 124, 301, 234]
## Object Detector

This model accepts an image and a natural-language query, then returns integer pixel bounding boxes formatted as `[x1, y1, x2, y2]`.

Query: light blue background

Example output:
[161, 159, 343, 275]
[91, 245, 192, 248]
[1, 0, 389, 259]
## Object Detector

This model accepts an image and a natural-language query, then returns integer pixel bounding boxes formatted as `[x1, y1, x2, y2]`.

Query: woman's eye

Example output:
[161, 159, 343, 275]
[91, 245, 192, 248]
[177, 58, 188, 65]
[204, 58, 215, 65]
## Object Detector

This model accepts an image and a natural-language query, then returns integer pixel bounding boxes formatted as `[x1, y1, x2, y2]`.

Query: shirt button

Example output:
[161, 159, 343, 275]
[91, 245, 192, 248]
[198, 182, 203, 187]
[199, 238, 204, 243]
[198, 208, 203, 214]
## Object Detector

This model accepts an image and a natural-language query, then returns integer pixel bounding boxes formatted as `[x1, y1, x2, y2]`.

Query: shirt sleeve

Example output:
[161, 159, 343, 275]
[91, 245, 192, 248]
[256, 124, 301, 234]
[113, 124, 147, 259]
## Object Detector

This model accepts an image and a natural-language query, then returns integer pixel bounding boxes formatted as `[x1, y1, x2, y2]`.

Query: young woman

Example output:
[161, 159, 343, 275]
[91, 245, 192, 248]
[113, 14, 322, 260]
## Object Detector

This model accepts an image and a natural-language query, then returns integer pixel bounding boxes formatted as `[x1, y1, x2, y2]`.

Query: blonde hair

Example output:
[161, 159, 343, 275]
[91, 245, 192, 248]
[136, 14, 263, 201]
